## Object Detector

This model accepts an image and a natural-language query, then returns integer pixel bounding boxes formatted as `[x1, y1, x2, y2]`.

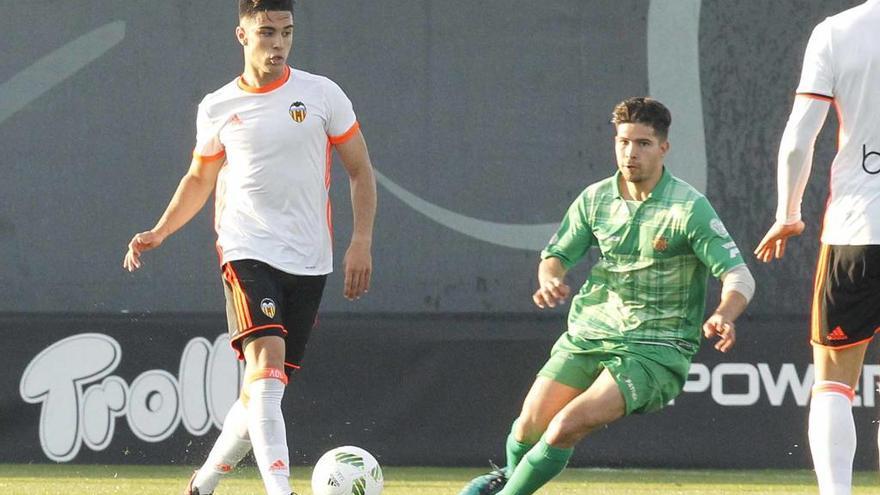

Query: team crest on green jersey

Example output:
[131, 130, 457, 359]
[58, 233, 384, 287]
[653, 236, 668, 252]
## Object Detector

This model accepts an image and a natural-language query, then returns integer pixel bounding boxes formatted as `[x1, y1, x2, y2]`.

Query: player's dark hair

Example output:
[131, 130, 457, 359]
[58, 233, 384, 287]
[611, 97, 671, 141]
[239, 0, 294, 19]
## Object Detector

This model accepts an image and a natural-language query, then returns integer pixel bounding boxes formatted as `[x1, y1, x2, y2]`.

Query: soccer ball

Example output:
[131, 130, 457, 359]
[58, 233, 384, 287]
[311, 445, 383, 495]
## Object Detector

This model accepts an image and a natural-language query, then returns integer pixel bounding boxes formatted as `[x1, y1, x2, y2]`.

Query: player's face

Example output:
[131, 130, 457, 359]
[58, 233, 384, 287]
[614, 122, 669, 184]
[237, 11, 294, 75]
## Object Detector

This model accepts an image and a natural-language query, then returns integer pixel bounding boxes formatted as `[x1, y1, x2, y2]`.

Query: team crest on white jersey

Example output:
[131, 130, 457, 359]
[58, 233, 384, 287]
[260, 298, 277, 318]
[289, 101, 307, 123]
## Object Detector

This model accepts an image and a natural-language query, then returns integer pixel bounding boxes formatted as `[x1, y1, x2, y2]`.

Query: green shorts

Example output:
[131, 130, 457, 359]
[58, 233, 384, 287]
[537, 332, 691, 415]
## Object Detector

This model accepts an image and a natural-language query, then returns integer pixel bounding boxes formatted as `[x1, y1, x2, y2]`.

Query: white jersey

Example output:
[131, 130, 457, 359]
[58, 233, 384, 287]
[796, 0, 880, 244]
[193, 65, 359, 275]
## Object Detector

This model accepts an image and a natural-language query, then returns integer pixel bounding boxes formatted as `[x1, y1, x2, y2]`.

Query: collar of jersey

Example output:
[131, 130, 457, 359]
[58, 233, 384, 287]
[613, 166, 671, 200]
[237, 65, 291, 94]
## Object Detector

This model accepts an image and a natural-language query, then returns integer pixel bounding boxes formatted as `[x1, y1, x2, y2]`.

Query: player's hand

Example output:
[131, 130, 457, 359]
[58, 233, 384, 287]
[343, 240, 372, 300]
[532, 278, 571, 309]
[702, 313, 736, 353]
[123, 230, 165, 272]
[754, 220, 805, 263]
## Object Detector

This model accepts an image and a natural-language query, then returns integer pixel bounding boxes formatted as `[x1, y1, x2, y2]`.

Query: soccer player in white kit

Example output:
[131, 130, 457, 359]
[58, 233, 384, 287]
[122, 1, 377, 494]
[756, 1, 880, 493]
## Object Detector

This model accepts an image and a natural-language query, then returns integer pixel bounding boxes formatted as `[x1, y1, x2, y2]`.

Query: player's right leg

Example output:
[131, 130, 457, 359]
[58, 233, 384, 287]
[809, 343, 867, 495]
[457, 377, 582, 495]
[808, 244, 880, 495]
[187, 259, 288, 495]
[458, 332, 588, 495]
[497, 369, 625, 495]
[204, 260, 294, 495]
[243, 335, 292, 495]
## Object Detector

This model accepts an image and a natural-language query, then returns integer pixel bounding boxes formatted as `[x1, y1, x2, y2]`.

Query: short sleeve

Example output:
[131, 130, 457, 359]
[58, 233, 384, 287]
[796, 20, 834, 98]
[324, 80, 359, 144]
[193, 103, 225, 163]
[686, 197, 745, 278]
[541, 192, 595, 269]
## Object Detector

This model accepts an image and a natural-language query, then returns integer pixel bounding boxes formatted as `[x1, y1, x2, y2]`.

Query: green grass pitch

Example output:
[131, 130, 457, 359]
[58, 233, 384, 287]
[0, 464, 877, 494]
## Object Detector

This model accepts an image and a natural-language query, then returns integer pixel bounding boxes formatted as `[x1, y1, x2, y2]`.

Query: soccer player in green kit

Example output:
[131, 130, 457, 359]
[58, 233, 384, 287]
[458, 97, 756, 495]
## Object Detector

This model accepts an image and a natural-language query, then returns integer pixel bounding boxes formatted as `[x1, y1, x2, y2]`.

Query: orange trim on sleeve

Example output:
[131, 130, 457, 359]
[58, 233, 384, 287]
[237, 65, 291, 94]
[245, 367, 289, 385]
[812, 381, 855, 402]
[797, 92, 834, 103]
[193, 149, 226, 164]
[328, 121, 360, 145]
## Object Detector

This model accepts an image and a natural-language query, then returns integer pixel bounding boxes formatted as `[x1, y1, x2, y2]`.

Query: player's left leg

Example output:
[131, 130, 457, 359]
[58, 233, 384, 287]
[497, 368, 625, 495]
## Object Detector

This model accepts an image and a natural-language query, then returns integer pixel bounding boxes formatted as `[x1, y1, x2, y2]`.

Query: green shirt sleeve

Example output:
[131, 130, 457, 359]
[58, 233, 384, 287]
[541, 191, 596, 269]
[686, 197, 745, 278]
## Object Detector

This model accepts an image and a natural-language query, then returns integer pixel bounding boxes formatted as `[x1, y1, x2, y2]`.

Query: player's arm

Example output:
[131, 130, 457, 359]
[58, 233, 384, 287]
[686, 198, 754, 352]
[702, 264, 755, 353]
[532, 256, 571, 309]
[335, 128, 377, 301]
[123, 156, 224, 272]
[535, 191, 594, 309]
[755, 100, 830, 262]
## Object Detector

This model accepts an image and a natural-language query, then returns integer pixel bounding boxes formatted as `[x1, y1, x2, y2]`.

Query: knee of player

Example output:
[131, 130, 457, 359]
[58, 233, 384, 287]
[544, 414, 590, 448]
[513, 414, 546, 444]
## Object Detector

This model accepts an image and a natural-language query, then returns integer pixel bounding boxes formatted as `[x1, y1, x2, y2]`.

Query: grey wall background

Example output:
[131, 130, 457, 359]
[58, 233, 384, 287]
[3, 0, 879, 472]
[1, 0, 857, 315]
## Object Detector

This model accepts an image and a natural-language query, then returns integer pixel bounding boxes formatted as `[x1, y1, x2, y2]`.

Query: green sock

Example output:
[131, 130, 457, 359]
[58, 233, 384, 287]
[498, 438, 573, 495]
[504, 420, 534, 475]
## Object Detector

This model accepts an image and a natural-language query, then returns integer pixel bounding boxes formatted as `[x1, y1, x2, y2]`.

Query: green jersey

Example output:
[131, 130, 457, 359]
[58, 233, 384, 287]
[542, 168, 745, 355]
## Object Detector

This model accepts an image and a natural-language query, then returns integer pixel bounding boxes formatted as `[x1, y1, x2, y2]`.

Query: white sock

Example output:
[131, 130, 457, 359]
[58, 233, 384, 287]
[809, 381, 855, 495]
[193, 399, 252, 494]
[248, 375, 291, 495]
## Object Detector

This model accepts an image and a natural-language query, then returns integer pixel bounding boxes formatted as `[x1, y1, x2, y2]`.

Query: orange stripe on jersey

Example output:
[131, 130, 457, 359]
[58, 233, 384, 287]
[328, 121, 360, 145]
[324, 139, 334, 242]
[193, 149, 226, 164]
[810, 244, 831, 343]
[326, 197, 334, 244]
[797, 92, 833, 102]
[237, 65, 291, 94]
[245, 367, 289, 385]
[324, 140, 333, 190]
[812, 381, 855, 402]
